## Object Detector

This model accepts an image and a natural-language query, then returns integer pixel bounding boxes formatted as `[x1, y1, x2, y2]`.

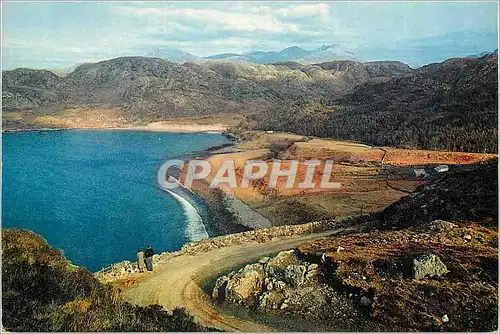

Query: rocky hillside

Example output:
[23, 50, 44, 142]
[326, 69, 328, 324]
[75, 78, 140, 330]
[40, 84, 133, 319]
[2, 57, 409, 129]
[210, 160, 499, 331]
[3, 54, 497, 153]
[380, 159, 498, 229]
[248, 54, 498, 153]
[212, 249, 381, 331]
[212, 220, 497, 331]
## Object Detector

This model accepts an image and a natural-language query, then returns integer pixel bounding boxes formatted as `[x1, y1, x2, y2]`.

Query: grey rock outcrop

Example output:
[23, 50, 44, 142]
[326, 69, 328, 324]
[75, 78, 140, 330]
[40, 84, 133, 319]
[224, 263, 266, 306]
[212, 249, 322, 309]
[416, 220, 458, 233]
[284, 264, 308, 287]
[212, 275, 230, 302]
[412, 254, 449, 279]
[211, 250, 374, 329]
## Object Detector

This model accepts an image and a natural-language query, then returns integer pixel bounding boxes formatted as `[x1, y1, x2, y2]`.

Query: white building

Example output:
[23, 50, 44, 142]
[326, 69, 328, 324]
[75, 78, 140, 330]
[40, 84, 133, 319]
[434, 165, 449, 173]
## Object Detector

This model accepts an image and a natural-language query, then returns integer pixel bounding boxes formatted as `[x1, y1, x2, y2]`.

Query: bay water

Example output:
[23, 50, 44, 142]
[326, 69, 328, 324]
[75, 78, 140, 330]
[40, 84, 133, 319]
[2, 130, 230, 271]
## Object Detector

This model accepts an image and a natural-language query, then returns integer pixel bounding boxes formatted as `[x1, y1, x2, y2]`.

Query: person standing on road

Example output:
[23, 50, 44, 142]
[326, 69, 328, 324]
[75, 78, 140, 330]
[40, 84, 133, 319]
[136, 248, 145, 273]
[144, 245, 154, 271]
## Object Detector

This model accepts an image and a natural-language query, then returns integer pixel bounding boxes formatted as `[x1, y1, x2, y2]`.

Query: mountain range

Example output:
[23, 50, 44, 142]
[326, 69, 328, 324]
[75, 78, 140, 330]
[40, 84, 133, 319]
[127, 34, 498, 68]
[203, 44, 357, 64]
[142, 44, 358, 65]
[1, 57, 409, 116]
[2, 53, 497, 153]
[252, 54, 497, 153]
[39, 42, 497, 75]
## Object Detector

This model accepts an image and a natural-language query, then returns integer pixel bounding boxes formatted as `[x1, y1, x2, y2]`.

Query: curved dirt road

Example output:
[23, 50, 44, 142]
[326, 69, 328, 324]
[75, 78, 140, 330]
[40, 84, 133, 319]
[122, 230, 342, 332]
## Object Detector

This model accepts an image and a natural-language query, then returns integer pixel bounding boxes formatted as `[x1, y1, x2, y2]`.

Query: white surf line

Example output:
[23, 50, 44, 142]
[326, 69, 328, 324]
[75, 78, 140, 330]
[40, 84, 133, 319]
[157, 178, 209, 242]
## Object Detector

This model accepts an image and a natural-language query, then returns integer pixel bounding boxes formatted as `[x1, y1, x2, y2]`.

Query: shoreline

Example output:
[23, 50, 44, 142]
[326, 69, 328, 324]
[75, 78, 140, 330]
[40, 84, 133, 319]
[6, 126, 244, 271]
[160, 187, 210, 241]
[151, 128, 269, 238]
[3, 126, 238, 146]
[2, 127, 229, 134]
[146, 128, 247, 240]
[166, 135, 256, 238]
[2, 121, 232, 135]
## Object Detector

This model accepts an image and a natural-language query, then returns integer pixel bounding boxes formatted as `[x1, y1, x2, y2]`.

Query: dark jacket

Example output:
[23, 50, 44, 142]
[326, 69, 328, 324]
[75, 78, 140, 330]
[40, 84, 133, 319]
[145, 248, 154, 258]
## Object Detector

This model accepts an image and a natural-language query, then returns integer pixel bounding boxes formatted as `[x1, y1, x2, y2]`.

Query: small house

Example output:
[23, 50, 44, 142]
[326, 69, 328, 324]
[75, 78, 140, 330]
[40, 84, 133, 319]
[434, 165, 449, 173]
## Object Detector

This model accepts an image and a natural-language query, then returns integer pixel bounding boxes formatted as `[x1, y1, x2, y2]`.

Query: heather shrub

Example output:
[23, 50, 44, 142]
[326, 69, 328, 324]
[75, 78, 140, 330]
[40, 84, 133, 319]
[2, 229, 212, 332]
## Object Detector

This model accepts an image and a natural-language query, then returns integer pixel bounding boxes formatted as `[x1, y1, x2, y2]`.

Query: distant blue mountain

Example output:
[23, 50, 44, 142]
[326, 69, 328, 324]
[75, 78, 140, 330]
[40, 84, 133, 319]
[466, 49, 498, 58]
[203, 44, 357, 64]
[278, 46, 310, 59]
[242, 50, 287, 63]
[146, 30, 497, 67]
[146, 46, 199, 62]
[204, 53, 241, 60]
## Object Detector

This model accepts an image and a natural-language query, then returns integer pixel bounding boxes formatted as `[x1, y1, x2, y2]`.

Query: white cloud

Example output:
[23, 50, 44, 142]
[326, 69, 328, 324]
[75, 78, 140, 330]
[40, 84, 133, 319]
[111, 3, 353, 52]
[276, 3, 330, 19]
[116, 6, 300, 34]
[3, 2, 496, 69]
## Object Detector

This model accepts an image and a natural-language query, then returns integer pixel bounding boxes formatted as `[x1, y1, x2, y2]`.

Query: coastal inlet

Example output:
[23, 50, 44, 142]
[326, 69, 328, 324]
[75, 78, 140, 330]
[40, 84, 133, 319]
[2, 130, 231, 272]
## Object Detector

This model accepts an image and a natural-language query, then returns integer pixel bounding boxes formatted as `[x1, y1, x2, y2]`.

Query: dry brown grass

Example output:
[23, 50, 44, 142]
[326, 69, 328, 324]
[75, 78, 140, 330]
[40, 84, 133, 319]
[190, 131, 496, 226]
[3, 106, 130, 130]
[382, 147, 496, 165]
[297, 222, 498, 331]
[38, 107, 128, 128]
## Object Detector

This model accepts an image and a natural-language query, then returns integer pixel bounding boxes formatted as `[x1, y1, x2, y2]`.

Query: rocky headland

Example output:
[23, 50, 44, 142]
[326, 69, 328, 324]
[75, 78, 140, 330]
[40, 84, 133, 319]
[211, 218, 497, 331]
[99, 158, 498, 331]
[206, 159, 498, 331]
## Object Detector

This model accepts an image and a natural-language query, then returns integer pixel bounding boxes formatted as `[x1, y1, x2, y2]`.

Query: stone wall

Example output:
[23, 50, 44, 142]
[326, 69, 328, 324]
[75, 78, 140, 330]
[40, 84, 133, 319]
[94, 218, 361, 283]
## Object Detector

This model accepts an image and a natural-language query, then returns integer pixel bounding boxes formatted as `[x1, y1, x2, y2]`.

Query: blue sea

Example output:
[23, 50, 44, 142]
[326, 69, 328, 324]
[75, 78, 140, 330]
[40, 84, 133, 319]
[2, 130, 230, 272]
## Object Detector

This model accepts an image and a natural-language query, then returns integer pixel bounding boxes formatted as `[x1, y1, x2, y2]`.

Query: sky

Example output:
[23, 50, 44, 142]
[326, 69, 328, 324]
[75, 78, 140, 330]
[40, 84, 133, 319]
[2, 1, 498, 69]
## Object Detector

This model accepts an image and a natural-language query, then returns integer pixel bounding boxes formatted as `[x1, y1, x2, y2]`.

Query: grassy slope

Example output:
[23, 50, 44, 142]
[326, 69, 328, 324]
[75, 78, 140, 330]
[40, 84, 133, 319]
[298, 222, 498, 331]
[198, 131, 496, 227]
[296, 159, 498, 331]
[2, 229, 213, 332]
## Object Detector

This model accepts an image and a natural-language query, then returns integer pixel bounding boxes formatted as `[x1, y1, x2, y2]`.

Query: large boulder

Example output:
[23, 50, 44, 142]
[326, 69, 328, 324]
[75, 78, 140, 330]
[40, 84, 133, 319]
[265, 250, 300, 281]
[266, 250, 298, 269]
[412, 254, 449, 279]
[220, 263, 266, 306]
[212, 249, 324, 312]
